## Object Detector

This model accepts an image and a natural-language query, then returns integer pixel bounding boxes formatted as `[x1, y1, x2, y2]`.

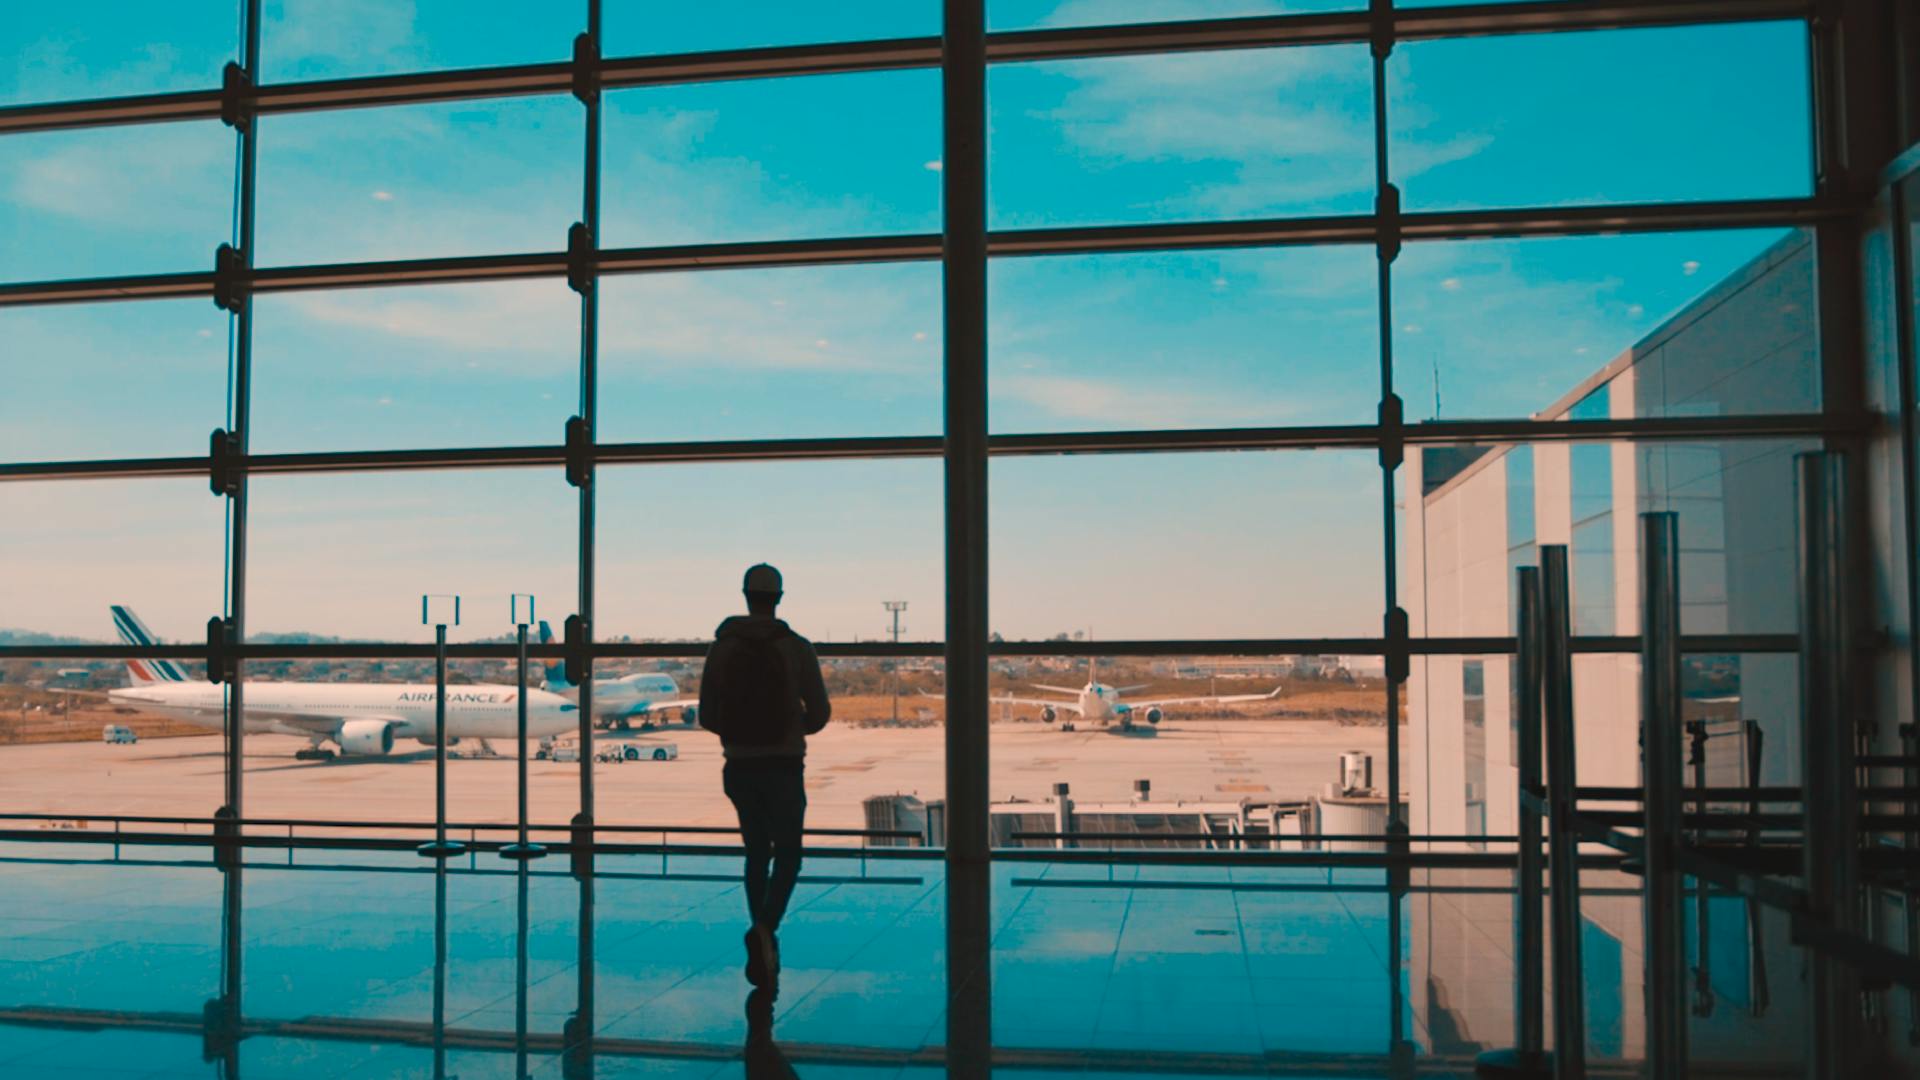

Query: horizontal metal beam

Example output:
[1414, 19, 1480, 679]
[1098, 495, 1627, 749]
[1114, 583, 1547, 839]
[0, 633, 1796, 662]
[0, 198, 1833, 308]
[0, 415, 1845, 483]
[0, 0, 1810, 136]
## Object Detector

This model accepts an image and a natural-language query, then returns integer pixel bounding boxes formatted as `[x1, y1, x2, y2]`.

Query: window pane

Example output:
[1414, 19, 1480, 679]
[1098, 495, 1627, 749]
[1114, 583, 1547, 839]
[1406, 438, 1814, 640]
[0, 480, 224, 641]
[986, 651, 1389, 846]
[607, 1, 937, 54]
[3, 1, 234, 105]
[1388, 23, 1812, 209]
[0, 121, 232, 281]
[990, 247, 1378, 432]
[992, 451, 1382, 640]
[1, 300, 229, 462]
[603, 71, 939, 248]
[1395, 229, 1817, 423]
[596, 460, 944, 835]
[260, 0, 576, 82]
[246, 470, 575, 642]
[990, 46, 1374, 228]
[598, 263, 941, 443]
[255, 96, 580, 266]
[251, 279, 577, 453]
[596, 461, 943, 641]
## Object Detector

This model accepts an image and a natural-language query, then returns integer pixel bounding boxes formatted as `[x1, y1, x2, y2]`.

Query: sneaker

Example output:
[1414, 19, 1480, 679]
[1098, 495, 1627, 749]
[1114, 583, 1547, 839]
[743, 928, 767, 987]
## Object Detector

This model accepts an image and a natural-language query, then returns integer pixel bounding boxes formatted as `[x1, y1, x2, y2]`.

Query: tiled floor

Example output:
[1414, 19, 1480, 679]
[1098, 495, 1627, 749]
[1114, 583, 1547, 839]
[0, 844, 1466, 1078]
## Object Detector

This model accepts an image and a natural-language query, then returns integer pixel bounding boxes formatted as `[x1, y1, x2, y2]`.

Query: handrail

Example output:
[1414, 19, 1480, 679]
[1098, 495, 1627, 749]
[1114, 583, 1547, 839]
[0, 811, 919, 839]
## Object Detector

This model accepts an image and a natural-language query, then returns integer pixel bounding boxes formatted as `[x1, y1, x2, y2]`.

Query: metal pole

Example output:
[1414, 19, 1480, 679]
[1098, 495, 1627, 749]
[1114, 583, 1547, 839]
[1640, 512, 1687, 1079]
[1477, 566, 1550, 1079]
[432, 860, 448, 1080]
[943, 0, 991, 1075]
[504, 621, 545, 860]
[1541, 545, 1586, 1079]
[419, 623, 463, 858]
[1797, 451, 1858, 1078]
[515, 863, 530, 1080]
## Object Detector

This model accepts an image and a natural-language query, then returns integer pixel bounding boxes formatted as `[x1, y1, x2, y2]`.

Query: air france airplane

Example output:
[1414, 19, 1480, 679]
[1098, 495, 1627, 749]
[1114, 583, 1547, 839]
[992, 660, 1282, 733]
[538, 621, 699, 731]
[106, 606, 579, 760]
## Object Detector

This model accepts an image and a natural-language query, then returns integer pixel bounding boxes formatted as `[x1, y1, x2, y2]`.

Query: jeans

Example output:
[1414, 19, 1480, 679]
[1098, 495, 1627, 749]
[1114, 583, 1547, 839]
[723, 758, 807, 931]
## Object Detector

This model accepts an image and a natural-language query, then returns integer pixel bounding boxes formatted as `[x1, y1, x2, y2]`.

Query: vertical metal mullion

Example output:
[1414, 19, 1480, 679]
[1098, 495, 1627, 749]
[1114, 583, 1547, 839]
[576, 0, 602, 839]
[1367, 2, 1413, 1070]
[225, 0, 262, 832]
[572, 0, 603, 1065]
[943, 0, 991, 1075]
[1640, 511, 1687, 1079]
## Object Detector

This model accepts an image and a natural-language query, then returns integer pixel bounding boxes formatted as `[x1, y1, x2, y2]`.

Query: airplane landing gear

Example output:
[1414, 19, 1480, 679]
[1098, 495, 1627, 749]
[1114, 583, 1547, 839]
[294, 746, 337, 762]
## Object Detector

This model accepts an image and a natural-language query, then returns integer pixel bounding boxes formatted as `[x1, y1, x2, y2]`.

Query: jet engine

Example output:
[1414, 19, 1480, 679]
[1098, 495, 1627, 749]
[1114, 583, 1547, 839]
[1039, 706, 1057, 724]
[338, 718, 396, 756]
[1143, 707, 1163, 726]
[682, 705, 698, 726]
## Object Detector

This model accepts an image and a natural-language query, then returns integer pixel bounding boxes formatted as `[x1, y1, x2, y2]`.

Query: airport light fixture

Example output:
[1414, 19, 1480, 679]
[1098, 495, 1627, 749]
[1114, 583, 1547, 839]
[885, 601, 908, 723]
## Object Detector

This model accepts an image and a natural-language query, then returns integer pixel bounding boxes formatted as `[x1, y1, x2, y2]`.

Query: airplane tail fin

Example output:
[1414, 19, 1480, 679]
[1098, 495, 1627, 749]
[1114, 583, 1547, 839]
[538, 620, 572, 690]
[111, 605, 189, 685]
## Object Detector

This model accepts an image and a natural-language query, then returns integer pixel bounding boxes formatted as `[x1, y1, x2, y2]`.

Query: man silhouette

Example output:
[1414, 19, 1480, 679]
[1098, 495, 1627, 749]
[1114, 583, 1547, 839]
[699, 563, 832, 989]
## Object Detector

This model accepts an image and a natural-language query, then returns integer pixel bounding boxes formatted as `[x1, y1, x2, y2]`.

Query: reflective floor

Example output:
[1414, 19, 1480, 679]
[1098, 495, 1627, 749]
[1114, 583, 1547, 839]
[0, 843, 1501, 1078]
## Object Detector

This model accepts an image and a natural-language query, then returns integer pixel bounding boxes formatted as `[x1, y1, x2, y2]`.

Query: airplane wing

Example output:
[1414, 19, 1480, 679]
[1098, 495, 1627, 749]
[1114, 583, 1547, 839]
[1124, 686, 1284, 710]
[991, 695, 1084, 715]
[1028, 683, 1085, 696]
[619, 697, 699, 716]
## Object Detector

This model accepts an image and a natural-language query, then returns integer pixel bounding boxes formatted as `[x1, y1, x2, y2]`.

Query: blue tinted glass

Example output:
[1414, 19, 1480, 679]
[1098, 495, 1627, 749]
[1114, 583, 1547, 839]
[260, 0, 576, 82]
[1389, 23, 1812, 210]
[1582, 916, 1626, 1058]
[989, 45, 1375, 229]
[1571, 516, 1615, 635]
[1505, 445, 1535, 549]
[2, 1, 234, 105]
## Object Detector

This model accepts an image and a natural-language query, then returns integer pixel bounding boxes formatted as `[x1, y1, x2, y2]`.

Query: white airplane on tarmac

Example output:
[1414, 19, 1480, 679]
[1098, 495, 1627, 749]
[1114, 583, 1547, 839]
[538, 621, 700, 731]
[105, 606, 580, 760]
[993, 660, 1282, 733]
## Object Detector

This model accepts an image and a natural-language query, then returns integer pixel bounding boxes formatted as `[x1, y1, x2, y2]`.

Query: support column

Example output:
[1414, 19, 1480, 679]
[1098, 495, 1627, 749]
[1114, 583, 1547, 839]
[942, 0, 991, 1076]
[1798, 451, 1859, 1079]
[1640, 512, 1687, 1079]
[1541, 545, 1586, 1080]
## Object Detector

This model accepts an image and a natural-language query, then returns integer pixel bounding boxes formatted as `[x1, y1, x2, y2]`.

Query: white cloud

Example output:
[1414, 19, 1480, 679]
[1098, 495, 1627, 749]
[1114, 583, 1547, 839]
[998, 372, 1304, 428]
[1682, 260, 1701, 275]
[371, 190, 395, 201]
[923, 160, 943, 171]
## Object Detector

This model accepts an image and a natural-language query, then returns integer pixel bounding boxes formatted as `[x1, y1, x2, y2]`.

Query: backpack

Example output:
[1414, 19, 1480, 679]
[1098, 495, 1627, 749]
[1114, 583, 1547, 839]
[718, 630, 795, 746]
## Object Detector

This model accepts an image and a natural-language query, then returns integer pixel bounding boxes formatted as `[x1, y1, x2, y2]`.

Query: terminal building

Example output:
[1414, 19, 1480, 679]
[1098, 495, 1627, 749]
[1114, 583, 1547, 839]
[1403, 229, 1818, 1063]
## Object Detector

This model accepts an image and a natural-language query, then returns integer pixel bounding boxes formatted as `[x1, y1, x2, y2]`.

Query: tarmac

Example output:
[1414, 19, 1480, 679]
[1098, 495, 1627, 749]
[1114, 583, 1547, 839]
[0, 716, 1388, 841]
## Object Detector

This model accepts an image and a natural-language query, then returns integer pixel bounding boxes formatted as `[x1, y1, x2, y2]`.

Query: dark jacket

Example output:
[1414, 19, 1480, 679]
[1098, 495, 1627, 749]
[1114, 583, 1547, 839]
[698, 614, 831, 760]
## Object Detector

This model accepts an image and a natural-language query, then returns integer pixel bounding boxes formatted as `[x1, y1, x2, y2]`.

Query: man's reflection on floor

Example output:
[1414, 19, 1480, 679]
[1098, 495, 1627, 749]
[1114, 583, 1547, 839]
[745, 988, 799, 1080]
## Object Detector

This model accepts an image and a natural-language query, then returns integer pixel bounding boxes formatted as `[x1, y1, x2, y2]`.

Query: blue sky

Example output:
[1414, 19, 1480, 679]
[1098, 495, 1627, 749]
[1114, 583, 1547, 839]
[0, 2, 1815, 644]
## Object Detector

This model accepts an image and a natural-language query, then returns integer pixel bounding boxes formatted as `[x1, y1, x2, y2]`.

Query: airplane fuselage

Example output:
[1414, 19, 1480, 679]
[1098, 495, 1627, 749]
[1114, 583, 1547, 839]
[107, 681, 579, 742]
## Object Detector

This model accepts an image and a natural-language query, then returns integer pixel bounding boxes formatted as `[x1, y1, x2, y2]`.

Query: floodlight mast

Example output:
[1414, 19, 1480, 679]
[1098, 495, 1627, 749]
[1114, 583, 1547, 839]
[884, 601, 908, 724]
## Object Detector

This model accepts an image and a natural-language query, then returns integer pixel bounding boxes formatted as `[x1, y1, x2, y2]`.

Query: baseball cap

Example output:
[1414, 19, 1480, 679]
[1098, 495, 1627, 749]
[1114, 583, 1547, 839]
[742, 563, 784, 595]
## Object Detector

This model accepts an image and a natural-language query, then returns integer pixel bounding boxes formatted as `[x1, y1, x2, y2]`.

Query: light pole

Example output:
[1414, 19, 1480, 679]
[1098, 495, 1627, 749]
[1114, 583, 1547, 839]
[418, 594, 465, 859]
[503, 594, 545, 860]
[883, 601, 907, 724]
